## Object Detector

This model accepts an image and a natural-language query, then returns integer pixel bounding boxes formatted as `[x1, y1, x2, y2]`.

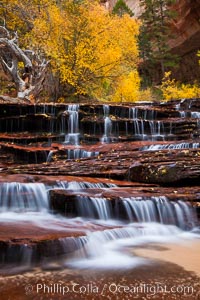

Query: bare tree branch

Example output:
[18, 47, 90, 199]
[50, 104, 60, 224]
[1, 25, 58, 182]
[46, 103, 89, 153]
[0, 25, 49, 102]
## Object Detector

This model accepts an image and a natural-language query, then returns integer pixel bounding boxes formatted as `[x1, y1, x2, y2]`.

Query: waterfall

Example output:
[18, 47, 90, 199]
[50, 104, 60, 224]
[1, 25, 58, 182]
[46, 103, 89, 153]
[134, 119, 145, 136]
[191, 111, 200, 118]
[179, 111, 186, 118]
[77, 197, 111, 220]
[71, 195, 196, 229]
[121, 197, 195, 229]
[46, 150, 54, 162]
[149, 120, 164, 138]
[129, 107, 138, 119]
[67, 149, 99, 160]
[0, 182, 194, 227]
[178, 111, 200, 118]
[1, 101, 200, 272]
[0, 182, 49, 212]
[141, 142, 200, 151]
[132, 120, 166, 140]
[46, 180, 117, 191]
[66, 223, 183, 269]
[66, 181, 117, 189]
[129, 107, 157, 120]
[103, 104, 109, 117]
[129, 109, 166, 140]
[101, 105, 113, 143]
[65, 104, 80, 145]
[0, 180, 198, 269]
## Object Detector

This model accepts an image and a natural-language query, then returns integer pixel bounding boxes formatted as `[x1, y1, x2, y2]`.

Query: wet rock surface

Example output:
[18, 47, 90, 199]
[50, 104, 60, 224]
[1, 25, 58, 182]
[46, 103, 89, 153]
[0, 99, 200, 183]
[0, 99, 199, 293]
[0, 261, 200, 299]
[3, 143, 200, 186]
[0, 221, 123, 264]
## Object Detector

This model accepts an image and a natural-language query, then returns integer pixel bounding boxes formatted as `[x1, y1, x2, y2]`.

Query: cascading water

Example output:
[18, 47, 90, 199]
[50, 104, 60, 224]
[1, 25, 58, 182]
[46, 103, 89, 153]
[0, 179, 198, 270]
[191, 111, 200, 118]
[66, 222, 195, 269]
[129, 107, 157, 120]
[65, 104, 80, 145]
[66, 194, 196, 229]
[149, 120, 165, 139]
[133, 119, 145, 138]
[77, 197, 111, 220]
[46, 150, 54, 162]
[101, 105, 114, 143]
[141, 142, 200, 151]
[62, 181, 117, 189]
[60, 193, 198, 269]
[121, 196, 196, 229]
[129, 109, 166, 141]
[129, 107, 138, 119]
[0, 182, 49, 212]
[46, 149, 99, 162]
[0, 101, 200, 274]
[67, 149, 99, 160]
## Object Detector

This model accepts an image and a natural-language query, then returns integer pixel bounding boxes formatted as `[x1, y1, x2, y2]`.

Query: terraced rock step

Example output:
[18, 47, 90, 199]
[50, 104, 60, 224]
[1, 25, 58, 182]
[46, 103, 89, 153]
[50, 186, 200, 220]
[129, 148, 200, 184]
[4, 146, 200, 185]
[0, 219, 121, 264]
[0, 99, 200, 272]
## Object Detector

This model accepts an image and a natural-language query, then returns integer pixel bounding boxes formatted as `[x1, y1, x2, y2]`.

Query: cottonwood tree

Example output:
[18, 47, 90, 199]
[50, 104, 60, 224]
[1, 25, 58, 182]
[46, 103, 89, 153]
[0, 0, 140, 102]
[0, 25, 49, 101]
[28, 0, 140, 101]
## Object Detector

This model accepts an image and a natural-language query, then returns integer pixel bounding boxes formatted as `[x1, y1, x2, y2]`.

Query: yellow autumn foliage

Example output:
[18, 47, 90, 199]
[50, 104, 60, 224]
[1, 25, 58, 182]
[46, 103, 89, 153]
[112, 70, 140, 102]
[0, 0, 150, 102]
[26, 0, 140, 100]
[161, 72, 200, 101]
[0, 0, 49, 35]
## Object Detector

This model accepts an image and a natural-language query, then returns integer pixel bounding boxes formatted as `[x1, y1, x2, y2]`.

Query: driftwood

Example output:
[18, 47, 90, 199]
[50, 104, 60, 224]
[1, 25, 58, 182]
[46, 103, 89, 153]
[0, 26, 49, 102]
[0, 94, 31, 104]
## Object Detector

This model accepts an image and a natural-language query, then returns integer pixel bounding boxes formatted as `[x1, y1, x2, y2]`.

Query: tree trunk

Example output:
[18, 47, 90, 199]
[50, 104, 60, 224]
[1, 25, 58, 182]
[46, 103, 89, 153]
[0, 26, 49, 102]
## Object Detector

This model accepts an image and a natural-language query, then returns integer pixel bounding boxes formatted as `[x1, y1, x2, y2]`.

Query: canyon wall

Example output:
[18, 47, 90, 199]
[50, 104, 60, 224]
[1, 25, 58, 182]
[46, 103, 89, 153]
[105, 0, 200, 83]
[169, 0, 200, 82]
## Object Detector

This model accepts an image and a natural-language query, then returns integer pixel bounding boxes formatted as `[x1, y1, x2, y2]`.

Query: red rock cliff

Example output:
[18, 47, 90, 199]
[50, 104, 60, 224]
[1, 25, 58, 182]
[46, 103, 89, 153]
[104, 0, 200, 83]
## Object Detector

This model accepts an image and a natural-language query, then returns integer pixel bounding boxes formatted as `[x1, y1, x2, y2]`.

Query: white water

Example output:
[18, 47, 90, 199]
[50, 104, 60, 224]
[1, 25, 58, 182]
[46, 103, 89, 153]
[77, 197, 111, 220]
[191, 111, 200, 118]
[141, 142, 200, 151]
[149, 120, 164, 137]
[58, 181, 117, 190]
[46, 150, 54, 162]
[178, 111, 200, 119]
[101, 105, 114, 143]
[101, 117, 113, 143]
[129, 107, 157, 120]
[128, 107, 166, 140]
[0, 182, 49, 212]
[0, 182, 195, 228]
[66, 222, 199, 269]
[131, 119, 168, 140]
[121, 196, 195, 229]
[67, 149, 99, 160]
[0, 181, 198, 270]
[64, 104, 80, 145]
